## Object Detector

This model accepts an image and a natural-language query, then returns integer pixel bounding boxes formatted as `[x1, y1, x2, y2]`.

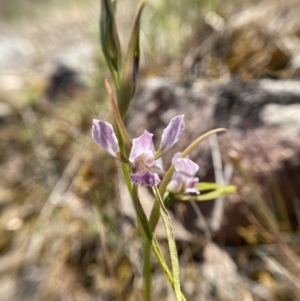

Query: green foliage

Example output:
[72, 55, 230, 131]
[100, 0, 122, 88]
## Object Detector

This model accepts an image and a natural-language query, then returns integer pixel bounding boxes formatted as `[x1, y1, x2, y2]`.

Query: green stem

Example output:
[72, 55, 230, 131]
[143, 239, 151, 301]
[153, 187, 182, 301]
[131, 186, 186, 301]
[119, 147, 152, 301]
[163, 191, 175, 208]
[119, 140, 132, 196]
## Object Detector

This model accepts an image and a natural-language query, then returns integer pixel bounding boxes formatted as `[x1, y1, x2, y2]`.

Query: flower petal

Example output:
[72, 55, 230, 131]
[168, 158, 200, 195]
[154, 157, 164, 171]
[130, 171, 160, 186]
[185, 187, 200, 195]
[186, 177, 200, 195]
[175, 158, 199, 177]
[188, 177, 199, 189]
[160, 115, 184, 152]
[92, 119, 119, 157]
[129, 130, 155, 163]
[171, 152, 182, 164]
[167, 172, 185, 194]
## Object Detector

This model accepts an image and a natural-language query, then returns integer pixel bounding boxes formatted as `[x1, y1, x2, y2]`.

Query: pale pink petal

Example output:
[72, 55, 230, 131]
[166, 172, 185, 194]
[167, 158, 200, 195]
[129, 130, 155, 163]
[188, 177, 199, 188]
[171, 152, 182, 164]
[175, 158, 199, 177]
[92, 119, 119, 157]
[160, 115, 184, 152]
[130, 170, 160, 186]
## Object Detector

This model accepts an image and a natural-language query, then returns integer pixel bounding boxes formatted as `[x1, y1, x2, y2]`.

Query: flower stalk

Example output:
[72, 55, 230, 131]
[153, 186, 182, 301]
[97, 1, 236, 299]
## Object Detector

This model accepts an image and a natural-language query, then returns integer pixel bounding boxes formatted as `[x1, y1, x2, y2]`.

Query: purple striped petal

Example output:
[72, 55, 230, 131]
[92, 119, 119, 157]
[129, 130, 155, 163]
[167, 158, 200, 195]
[160, 115, 184, 152]
[175, 158, 199, 177]
[130, 170, 160, 186]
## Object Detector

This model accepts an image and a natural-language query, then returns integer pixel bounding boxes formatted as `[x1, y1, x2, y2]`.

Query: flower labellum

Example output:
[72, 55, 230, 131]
[129, 130, 161, 186]
[130, 170, 161, 186]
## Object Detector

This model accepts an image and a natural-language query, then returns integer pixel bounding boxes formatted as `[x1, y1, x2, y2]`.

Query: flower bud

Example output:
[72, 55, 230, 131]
[100, 0, 121, 85]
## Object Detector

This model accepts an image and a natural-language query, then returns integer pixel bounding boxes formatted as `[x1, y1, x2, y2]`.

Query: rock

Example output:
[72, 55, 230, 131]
[45, 63, 84, 101]
[126, 77, 300, 245]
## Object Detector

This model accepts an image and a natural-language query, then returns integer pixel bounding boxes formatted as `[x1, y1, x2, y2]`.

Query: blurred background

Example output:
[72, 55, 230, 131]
[1, 0, 300, 300]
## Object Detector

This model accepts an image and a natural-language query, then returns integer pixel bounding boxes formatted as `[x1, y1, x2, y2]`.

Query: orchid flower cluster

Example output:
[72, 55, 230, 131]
[92, 114, 200, 195]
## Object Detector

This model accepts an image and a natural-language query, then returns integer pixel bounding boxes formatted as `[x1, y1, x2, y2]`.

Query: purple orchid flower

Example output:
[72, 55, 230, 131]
[167, 155, 200, 195]
[92, 115, 184, 186]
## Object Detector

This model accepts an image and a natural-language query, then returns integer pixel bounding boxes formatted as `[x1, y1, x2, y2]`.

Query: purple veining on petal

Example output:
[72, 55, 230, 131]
[129, 130, 155, 163]
[92, 119, 119, 157]
[130, 170, 161, 186]
[167, 158, 200, 195]
[188, 177, 199, 188]
[160, 115, 184, 152]
[186, 177, 200, 195]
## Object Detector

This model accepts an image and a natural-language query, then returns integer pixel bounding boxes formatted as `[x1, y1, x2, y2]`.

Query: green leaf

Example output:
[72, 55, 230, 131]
[100, 0, 122, 88]
[179, 185, 236, 201]
[117, 0, 145, 119]
[195, 182, 223, 191]
[195, 182, 236, 192]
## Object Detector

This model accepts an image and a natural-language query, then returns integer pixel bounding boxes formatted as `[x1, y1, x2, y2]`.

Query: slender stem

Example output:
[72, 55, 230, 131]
[119, 146, 152, 300]
[143, 239, 151, 301]
[131, 185, 187, 301]
[163, 191, 175, 208]
[153, 187, 182, 301]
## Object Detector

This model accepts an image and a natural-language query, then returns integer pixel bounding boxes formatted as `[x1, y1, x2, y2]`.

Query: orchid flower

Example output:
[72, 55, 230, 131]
[167, 154, 200, 195]
[92, 115, 184, 186]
